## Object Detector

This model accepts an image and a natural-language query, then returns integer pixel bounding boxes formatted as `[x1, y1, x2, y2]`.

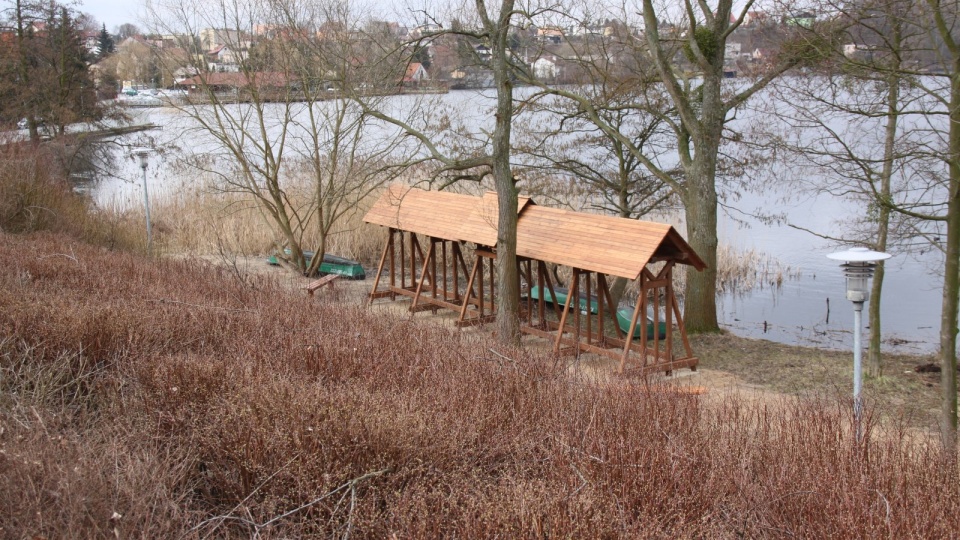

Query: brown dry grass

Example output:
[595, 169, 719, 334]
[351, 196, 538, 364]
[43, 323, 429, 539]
[0, 143, 146, 251]
[2, 231, 959, 538]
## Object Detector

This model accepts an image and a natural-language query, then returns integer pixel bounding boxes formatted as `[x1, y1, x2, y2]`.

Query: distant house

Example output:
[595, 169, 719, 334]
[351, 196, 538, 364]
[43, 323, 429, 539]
[533, 56, 557, 80]
[177, 71, 295, 98]
[403, 62, 430, 85]
[410, 24, 441, 39]
[206, 44, 243, 72]
[537, 27, 564, 44]
[475, 44, 492, 61]
[199, 28, 248, 51]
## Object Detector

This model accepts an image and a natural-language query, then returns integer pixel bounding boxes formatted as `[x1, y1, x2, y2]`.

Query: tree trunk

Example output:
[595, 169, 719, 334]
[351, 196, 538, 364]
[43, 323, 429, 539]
[940, 183, 959, 452]
[867, 62, 898, 379]
[866, 260, 886, 377]
[488, 0, 521, 346]
[940, 72, 960, 451]
[682, 173, 720, 332]
[682, 119, 722, 333]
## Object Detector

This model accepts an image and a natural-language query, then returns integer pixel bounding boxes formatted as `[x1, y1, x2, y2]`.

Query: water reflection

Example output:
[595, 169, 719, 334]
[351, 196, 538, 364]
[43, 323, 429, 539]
[716, 189, 940, 355]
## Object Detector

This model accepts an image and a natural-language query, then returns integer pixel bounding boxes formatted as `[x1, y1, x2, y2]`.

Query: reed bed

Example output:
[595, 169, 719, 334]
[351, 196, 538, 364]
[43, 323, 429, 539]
[151, 175, 793, 303]
[1, 231, 957, 537]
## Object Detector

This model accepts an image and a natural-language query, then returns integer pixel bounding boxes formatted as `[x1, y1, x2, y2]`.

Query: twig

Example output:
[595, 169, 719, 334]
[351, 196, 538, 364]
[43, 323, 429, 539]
[260, 468, 393, 530]
[37, 252, 79, 263]
[566, 463, 588, 499]
[188, 454, 303, 540]
[873, 489, 892, 526]
[147, 298, 257, 314]
[488, 348, 516, 364]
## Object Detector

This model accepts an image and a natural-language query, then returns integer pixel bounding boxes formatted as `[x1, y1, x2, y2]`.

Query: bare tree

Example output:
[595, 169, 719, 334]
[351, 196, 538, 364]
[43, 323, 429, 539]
[519, 0, 829, 332]
[759, 0, 960, 448]
[515, 88, 677, 305]
[356, 0, 559, 346]
[754, 0, 931, 380]
[149, 0, 410, 276]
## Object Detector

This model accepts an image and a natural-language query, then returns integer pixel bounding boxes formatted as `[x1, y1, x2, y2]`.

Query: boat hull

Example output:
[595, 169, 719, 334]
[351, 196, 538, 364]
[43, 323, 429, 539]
[267, 250, 366, 279]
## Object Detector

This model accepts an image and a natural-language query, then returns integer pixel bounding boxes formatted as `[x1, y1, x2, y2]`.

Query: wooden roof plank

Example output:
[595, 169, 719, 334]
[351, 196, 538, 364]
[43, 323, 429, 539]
[363, 185, 703, 278]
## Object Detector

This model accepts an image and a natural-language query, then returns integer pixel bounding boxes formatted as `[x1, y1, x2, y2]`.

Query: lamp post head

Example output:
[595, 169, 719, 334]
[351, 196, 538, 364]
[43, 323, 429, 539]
[135, 149, 149, 170]
[827, 247, 892, 304]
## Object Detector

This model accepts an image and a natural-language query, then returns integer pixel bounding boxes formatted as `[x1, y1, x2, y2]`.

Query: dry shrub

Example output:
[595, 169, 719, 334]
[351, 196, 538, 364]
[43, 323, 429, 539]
[1, 231, 958, 537]
[0, 144, 91, 235]
[0, 143, 145, 250]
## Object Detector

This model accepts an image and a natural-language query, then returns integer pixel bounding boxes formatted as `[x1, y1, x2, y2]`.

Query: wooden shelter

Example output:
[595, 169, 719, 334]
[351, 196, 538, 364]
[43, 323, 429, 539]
[363, 185, 705, 374]
[514, 205, 705, 374]
[364, 184, 533, 326]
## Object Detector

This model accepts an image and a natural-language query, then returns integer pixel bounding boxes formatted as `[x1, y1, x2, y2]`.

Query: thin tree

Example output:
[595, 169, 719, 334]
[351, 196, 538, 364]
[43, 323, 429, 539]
[515, 88, 677, 305]
[755, 0, 927, 379]
[356, 0, 558, 345]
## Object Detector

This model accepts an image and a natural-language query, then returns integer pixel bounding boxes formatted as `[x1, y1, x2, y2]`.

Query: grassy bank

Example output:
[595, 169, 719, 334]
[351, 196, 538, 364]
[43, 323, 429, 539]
[1, 231, 958, 537]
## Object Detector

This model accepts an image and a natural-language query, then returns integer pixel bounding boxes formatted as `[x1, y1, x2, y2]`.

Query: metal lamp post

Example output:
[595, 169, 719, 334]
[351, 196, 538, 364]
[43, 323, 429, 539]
[135, 149, 152, 251]
[826, 247, 892, 438]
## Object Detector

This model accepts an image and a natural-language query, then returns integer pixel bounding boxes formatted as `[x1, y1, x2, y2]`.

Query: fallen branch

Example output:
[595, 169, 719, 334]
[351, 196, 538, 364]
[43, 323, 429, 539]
[188, 467, 392, 538]
[147, 298, 257, 314]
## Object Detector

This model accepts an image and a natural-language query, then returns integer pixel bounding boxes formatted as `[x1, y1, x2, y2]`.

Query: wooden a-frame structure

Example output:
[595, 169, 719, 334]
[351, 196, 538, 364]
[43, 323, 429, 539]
[364, 185, 533, 327]
[363, 185, 706, 374]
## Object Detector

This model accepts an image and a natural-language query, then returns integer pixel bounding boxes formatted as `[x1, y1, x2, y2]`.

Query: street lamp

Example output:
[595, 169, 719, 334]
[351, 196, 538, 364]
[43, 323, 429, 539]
[135, 149, 152, 251]
[826, 246, 892, 439]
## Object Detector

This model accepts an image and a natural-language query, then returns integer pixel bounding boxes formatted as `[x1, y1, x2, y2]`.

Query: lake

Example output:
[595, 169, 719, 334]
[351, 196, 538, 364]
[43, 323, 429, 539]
[94, 88, 947, 356]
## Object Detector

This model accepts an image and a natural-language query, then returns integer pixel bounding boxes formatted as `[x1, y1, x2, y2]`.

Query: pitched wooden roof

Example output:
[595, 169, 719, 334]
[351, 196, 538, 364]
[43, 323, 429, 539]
[363, 185, 704, 278]
[457, 191, 533, 246]
[515, 205, 704, 279]
[363, 185, 533, 247]
[363, 184, 475, 241]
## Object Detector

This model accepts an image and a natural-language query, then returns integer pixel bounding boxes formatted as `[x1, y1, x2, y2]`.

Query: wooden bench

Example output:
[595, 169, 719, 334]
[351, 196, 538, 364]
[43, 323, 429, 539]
[305, 274, 340, 295]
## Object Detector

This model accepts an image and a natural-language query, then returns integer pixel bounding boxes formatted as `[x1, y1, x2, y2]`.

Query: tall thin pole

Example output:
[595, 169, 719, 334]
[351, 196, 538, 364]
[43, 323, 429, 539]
[853, 300, 864, 441]
[140, 159, 152, 251]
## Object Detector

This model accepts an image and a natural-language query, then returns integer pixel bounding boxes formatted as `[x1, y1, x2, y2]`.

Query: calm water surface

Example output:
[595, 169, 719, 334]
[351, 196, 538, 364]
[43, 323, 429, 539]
[94, 94, 946, 356]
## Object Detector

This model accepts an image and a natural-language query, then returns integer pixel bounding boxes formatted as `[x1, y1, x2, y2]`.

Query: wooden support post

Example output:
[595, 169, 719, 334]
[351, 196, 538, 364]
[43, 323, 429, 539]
[368, 228, 393, 305]
[399, 231, 406, 290]
[411, 239, 435, 311]
[459, 256, 483, 324]
[583, 271, 590, 345]
[619, 289, 646, 374]
[554, 272, 575, 353]
[441, 240, 448, 301]
[537, 262, 546, 325]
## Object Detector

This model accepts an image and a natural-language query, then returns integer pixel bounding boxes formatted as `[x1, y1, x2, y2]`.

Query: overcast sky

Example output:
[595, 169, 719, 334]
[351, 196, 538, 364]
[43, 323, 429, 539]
[79, 0, 143, 31]
[77, 0, 424, 33]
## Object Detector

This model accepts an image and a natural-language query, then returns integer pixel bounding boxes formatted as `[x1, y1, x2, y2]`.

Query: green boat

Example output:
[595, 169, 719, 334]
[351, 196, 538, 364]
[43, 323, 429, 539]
[267, 250, 366, 280]
[529, 286, 598, 313]
[615, 307, 668, 341]
[529, 286, 666, 340]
